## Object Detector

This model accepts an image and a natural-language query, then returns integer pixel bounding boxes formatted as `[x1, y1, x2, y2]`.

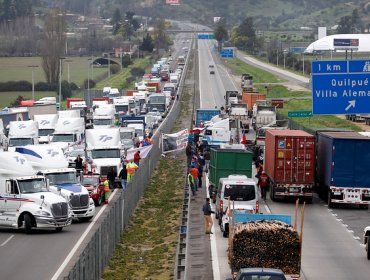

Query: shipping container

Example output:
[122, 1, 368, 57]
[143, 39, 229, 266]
[316, 131, 370, 208]
[147, 82, 161, 93]
[208, 145, 253, 202]
[241, 93, 266, 114]
[265, 129, 315, 202]
[195, 108, 220, 127]
[66, 98, 84, 109]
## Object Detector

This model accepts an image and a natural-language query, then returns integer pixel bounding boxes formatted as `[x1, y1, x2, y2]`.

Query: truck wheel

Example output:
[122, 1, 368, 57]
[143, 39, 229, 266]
[328, 191, 334, 208]
[223, 230, 228, 238]
[305, 197, 313, 204]
[218, 215, 222, 226]
[215, 211, 219, 219]
[55, 227, 63, 232]
[24, 213, 33, 234]
[95, 194, 103, 206]
[79, 217, 93, 222]
[367, 241, 370, 260]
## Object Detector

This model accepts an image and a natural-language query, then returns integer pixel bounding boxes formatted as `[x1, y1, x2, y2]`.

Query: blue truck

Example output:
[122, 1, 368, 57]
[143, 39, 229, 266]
[316, 131, 370, 208]
[195, 108, 220, 127]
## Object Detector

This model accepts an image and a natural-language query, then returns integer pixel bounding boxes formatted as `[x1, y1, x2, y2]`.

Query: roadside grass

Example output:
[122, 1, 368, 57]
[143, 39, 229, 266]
[0, 91, 56, 108]
[278, 99, 362, 131]
[103, 62, 193, 279]
[254, 84, 311, 99]
[221, 57, 280, 83]
[0, 57, 107, 85]
[94, 57, 152, 90]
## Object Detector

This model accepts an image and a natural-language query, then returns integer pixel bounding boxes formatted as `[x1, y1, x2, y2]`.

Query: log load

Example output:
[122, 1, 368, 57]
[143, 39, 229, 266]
[228, 220, 300, 274]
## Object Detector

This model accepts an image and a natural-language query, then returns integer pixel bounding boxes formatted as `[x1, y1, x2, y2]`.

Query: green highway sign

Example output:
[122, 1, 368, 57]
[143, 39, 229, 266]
[288, 111, 313, 118]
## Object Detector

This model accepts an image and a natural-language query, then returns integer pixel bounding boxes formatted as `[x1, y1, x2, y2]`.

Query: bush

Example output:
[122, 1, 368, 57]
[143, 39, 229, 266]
[35, 82, 57, 91]
[125, 76, 136, 85]
[121, 55, 133, 68]
[0, 80, 32, 91]
[61, 80, 72, 100]
[69, 82, 79, 90]
[83, 79, 96, 89]
[110, 64, 120, 74]
[130, 67, 145, 78]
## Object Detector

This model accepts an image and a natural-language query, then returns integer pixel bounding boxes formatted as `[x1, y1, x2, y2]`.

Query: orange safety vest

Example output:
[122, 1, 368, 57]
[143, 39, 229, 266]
[126, 162, 138, 175]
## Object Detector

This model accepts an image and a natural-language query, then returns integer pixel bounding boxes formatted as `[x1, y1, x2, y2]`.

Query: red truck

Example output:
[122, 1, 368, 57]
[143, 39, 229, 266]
[66, 98, 84, 109]
[265, 129, 315, 203]
[147, 81, 161, 93]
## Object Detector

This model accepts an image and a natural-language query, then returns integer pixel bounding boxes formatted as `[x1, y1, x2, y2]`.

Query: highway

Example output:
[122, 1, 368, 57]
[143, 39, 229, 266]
[0, 33, 191, 280]
[197, 39, 370, 279]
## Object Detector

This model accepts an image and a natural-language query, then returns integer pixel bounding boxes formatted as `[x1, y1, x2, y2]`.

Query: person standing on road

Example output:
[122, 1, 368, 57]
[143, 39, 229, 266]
[126, 160, 139, 182]
[118, 161, 128, 190]
[187, 170, 196, 196]
[134, 150, 141, 166]
[203, 149, 210, 172]
[202, 198, 214, 234]
[258, 171, 269, 200]
[191, 165, 199, 191]
[74, 155, 83, 177]
[107, 167, 117, 190]
[186, 142, 192, 168]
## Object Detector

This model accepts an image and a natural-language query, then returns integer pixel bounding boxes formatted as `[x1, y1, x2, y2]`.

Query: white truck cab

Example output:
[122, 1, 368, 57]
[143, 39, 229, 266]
[200, 118, 231, 146]
[93, 104, 116, 128]
[0, 152, 72, 233]
[15, 145, 95, 221]
[85, 128, 122, 180]
[51, 117, 85, 151]
[34, 114, 58, 144]
[8, 120, 39, 150]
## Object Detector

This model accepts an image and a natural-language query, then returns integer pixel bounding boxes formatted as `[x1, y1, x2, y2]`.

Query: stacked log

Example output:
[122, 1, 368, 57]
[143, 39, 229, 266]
[228, 220, 300, 274]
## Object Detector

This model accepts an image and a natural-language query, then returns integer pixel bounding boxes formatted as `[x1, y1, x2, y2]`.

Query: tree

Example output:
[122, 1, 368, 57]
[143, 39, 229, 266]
[214, 23, 228, 52]
[40, 9, 66, 84]
[61, 80, 72, 100]
[337, 15, 353, 34]
[9, 95, 25, 107]
[153, 17, 171, 51]
[231, 17, 259, 52]
[140, 33, 154, 52]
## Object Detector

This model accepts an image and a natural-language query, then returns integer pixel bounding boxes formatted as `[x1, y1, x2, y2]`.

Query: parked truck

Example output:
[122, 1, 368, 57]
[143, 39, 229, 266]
[208, 144, 253, 202]
[200, 118, 231, 146]
[225, 91, 240, 107]
[253, 105, 276, 130]
[85, 128, 122, 180]
[0, 151, 72, 233]
[148, 94, 167, 116]
[34, 114, 58, 144]
[255, 119, 289, 147]
[195, 108, 220, 127]
[316, 131, 370, 208]
[265, 129, 315, 202]
[51, 117, 85, 151]
[93, 104, 116, 128]
[227, 212, 301, 280]
[15, 145, 95, 221]
[8, 120, 39, 149]
[241, 93, 266, 117]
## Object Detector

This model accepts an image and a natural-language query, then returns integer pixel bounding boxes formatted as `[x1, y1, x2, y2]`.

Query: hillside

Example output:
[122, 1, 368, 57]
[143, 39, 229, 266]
[46, 0, 369, 31]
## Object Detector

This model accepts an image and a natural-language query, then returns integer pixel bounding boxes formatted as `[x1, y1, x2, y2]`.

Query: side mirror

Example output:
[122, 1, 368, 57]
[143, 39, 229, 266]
[46, 179, 50, 190]
[40, 195, 45, 200]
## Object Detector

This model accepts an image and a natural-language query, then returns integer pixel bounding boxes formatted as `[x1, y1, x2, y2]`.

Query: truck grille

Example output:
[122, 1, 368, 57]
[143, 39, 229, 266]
[70, 194, 89, 209]
[100, 166, 116, 176]
[51, 202, 69, 217]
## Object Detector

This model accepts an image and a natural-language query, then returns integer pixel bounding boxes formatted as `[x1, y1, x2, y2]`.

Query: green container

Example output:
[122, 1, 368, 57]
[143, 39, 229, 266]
[209, 147, 253, 188]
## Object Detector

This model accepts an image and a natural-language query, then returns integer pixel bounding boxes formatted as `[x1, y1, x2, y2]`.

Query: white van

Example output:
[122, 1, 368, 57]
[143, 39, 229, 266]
[215, 175, 259, 221]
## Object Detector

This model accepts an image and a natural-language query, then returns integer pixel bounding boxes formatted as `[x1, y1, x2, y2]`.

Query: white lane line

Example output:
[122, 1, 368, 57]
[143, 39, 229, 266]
[264, 203, 271, 214]
[1, 234, 14, 247]
[50, 189, 118, 280]
[205, 176, 221, 280]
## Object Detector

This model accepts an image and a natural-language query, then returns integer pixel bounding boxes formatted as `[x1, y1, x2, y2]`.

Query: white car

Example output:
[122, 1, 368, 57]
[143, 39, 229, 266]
[221, 206, 255, 238]
[147, 111, 162, 123]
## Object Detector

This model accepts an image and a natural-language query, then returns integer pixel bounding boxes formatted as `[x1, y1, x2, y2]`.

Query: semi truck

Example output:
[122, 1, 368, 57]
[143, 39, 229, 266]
[148, 94, 167, 115]
[93, 104, 116, 128]
[315, 131, 370, 208]
[85, 128, 122, 180]
[15, 145, 95, 221]
[34, 114, 58, 144]
[208, 144, 253, 202]
[265, 130, 315, 203]
[51, 117, 85, 151]
[0, 152, 72, 233]
[227, 212, 301, 280]
[8, 120, 39, 149]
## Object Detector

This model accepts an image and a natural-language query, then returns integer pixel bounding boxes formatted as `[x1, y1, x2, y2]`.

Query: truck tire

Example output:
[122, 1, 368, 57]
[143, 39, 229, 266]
[55, 227, 63, 232]
[367, 241, 370, 260]
[328, 191, 334, 208]
[270, 184, 275, 201]
[24, 213, 33, 234]
[223, 229, 228, 238]
[305, 197, 313, 204]
[95, 193, 103, 206]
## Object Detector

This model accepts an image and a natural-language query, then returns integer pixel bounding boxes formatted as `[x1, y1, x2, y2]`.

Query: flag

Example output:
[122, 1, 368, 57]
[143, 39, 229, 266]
[126, 145, 153, 161]
[162, 129, 188, 154]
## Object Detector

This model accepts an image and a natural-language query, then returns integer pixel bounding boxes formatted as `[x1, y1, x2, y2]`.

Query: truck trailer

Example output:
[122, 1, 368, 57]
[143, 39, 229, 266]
[265, 130, 315, 202]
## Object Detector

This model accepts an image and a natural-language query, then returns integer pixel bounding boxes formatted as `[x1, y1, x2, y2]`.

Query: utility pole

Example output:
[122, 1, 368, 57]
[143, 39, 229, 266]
[58, 57, 65, 109]
[28, 65, 39, 101]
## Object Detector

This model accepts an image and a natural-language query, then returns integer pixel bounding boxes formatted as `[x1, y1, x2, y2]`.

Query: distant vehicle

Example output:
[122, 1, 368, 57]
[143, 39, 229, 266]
[81, 174, 105, 206]
[210, 69, 215, 75]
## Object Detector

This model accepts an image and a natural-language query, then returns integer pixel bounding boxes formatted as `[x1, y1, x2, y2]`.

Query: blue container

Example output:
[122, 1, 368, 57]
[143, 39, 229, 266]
[180, 225, 187, 235]
[195, 108, 220, 127]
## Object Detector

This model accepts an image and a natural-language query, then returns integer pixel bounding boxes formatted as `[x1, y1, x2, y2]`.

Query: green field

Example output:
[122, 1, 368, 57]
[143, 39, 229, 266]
[0, 57, 108, 86]
[0, 91, 57, 108]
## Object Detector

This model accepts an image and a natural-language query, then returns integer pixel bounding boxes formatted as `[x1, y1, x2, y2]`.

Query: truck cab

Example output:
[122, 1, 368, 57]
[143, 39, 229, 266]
[0, 152, 72, 233]
[200, 118, 231, 146]
[34, 114, 58, 144]
[8, 120, 39, 150]
[51, 117, 85, 151]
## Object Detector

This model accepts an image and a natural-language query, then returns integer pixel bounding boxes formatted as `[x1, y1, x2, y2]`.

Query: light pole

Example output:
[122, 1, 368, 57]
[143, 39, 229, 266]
[108, 52, 110, 79]
[65, 60, 72, 83]
[58, 57, 65, 109]
[87, 57, 92, 108]
[28, 65, 39, 101]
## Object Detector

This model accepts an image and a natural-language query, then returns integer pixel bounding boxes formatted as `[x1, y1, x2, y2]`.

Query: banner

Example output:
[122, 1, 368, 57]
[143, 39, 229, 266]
[162, 129, 188, 154]
[126, 145, 153, 161]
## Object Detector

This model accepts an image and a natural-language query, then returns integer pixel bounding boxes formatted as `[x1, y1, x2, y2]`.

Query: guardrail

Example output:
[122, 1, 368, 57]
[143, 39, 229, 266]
[61, 49, 190, 279]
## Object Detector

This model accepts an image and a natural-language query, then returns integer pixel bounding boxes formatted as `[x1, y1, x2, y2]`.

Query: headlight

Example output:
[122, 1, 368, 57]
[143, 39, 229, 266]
[36, 210, 51, 217]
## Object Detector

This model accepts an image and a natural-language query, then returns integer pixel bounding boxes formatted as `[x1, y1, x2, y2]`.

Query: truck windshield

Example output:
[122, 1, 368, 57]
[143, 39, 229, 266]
[52, 134, 75, 142]
[115, 105, 128, 113]
[120, 132, 133, 140]
[45, 171, 77, 185]
[94, 119, 113, 126]
[9, 138, 33, 147]
[18, 178, 48, 193]
[257, 129, 266, 138]
[224, 184, 256, 201]
[39, 129, 55, 136]
[91, 149, 120, 159]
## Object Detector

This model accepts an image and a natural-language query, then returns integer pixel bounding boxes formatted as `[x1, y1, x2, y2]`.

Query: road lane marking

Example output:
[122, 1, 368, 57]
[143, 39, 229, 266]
[50, 189, 118, 280]
[1, 235, 14, 246]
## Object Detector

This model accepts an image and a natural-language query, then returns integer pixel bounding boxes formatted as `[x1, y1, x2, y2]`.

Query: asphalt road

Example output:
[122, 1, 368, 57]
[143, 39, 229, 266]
[0, 33, 190, 280]
[198, 39, 370, 280]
